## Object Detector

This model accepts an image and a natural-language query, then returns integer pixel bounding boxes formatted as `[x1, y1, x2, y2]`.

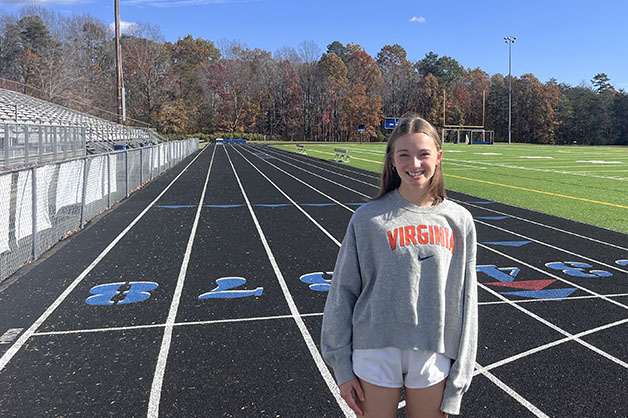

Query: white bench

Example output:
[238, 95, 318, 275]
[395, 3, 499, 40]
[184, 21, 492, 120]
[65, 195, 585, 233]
[334, 148, 350, 162]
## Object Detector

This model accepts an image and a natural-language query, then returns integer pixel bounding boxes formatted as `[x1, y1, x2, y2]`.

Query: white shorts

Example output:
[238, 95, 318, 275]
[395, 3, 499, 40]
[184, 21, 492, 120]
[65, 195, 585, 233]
[352, 347, 450, 389]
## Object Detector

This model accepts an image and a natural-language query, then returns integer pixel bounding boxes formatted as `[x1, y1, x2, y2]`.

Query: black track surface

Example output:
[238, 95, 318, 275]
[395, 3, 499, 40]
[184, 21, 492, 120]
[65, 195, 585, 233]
[0, 143, 627, 417]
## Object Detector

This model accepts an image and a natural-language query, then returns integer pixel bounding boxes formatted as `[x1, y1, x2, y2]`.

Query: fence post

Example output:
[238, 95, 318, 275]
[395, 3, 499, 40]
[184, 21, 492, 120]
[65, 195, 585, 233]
[139, 148, 143, 185]
[80, 157, 89, 229]
[62, 126, 68, 160]
[52, 126, 57, 162]
[37, 125, 43, 164]
[31, 167, 38, 259]
[125, 150, 129, 198]
[82, 127, 86, 156]
[24, 125, 29, 166]
[3, 123, 9, 170]
[107, 153, 111, 210]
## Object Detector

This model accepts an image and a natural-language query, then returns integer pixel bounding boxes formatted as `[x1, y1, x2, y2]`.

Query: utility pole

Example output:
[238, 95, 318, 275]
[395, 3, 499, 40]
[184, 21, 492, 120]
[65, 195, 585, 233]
[504, 36, 516, 144]
[114, 0, 125, 124]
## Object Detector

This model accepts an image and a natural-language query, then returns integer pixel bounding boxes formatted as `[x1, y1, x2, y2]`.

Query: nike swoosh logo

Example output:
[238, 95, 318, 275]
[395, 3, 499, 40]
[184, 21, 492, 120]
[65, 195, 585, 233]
[418, 255, 434, 262]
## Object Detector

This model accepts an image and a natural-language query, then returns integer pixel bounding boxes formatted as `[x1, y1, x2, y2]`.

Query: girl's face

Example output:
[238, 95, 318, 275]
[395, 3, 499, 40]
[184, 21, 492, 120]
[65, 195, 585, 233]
[391, 132, 442, 196]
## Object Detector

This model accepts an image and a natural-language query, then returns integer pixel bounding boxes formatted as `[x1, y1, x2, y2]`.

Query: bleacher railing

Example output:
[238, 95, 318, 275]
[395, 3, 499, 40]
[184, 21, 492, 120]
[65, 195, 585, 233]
[0, 138, 199, 283]
[1, 123, 86, 170]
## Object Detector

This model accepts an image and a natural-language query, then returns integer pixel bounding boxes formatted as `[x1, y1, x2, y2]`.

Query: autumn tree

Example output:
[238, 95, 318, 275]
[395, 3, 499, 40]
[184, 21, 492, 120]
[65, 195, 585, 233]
[486, 74, 508, 140]
[511, 74, 559, 143]
[296, 40, 321, 140]
[376, 44, 414, 118]
[120, 23, 170, 126]
[316, 52, 347, 141]
[277, 60, 303, 140]
[165, 34, 220, 132]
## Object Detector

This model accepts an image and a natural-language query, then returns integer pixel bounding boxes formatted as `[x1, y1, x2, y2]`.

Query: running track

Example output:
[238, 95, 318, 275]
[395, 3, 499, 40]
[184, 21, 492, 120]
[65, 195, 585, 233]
[0, 143, 627, 417]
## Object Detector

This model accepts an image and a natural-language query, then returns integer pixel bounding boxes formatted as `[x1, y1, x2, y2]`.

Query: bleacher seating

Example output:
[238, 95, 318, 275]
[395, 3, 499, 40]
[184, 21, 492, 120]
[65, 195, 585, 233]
[0, 88, 163, 154]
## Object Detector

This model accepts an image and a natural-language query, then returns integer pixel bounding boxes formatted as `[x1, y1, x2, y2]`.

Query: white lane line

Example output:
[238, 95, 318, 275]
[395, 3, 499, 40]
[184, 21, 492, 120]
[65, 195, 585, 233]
[32, 313, 326, 337]
[231, 146, 346, 244]
[478, 243, 628, 312]
[475, 317, 628, 376]
[478, 366, 550, 418]
[474, 219, 628, 275]
[237, 146, 365, 206]
[147, 145, 217, 418]
[0, 146, 208, 374]
[453, 199, 628, 252]
[238, 148, 371, 199]
[257, 145, 378, 189]
[267, 145, 379, 180]
[224, 145, 354, 417]
[477, 281, 628, 370]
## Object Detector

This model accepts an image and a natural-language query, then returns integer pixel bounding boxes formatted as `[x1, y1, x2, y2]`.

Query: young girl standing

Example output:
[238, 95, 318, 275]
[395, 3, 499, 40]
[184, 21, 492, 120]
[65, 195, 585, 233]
[321, 115, 477, 417]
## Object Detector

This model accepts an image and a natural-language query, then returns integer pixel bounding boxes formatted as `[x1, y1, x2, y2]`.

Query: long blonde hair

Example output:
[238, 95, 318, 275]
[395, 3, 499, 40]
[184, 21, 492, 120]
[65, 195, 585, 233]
[373, 114, 446, 202]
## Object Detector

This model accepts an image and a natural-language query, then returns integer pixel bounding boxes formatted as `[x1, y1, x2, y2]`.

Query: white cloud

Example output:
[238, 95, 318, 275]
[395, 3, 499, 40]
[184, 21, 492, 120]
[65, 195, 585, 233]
[410, 16, 426, 23]
[108, 20, 139, 35]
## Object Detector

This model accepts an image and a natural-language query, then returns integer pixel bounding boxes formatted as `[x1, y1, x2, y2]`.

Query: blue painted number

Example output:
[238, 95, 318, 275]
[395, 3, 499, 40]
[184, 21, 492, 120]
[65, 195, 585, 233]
[545, 262, 612, 278]
[86, 282, 159, 305]
[476, 265, 520, 282]
[199, 277, 263, 299]
[300, 272, 333, 292]
[617, 259, 628, 267]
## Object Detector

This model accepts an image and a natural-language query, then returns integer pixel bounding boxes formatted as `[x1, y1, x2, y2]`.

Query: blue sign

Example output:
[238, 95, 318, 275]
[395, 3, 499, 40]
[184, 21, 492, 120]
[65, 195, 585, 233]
[385, 118, 399, 129]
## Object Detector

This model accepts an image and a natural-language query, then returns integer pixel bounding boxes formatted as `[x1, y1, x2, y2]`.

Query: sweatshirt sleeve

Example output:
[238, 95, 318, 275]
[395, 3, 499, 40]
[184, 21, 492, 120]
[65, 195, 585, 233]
[441, 214, 478, 415]
[320, 220, 363, 386]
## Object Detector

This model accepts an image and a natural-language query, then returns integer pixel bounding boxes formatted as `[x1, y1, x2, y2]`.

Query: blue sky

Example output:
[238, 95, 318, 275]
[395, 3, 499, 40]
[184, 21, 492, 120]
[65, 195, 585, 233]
[2, 0, 628, 89]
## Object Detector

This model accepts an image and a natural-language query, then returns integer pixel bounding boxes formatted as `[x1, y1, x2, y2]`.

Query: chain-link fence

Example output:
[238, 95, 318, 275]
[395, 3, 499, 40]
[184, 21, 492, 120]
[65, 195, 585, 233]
[0, 138, 199, 284]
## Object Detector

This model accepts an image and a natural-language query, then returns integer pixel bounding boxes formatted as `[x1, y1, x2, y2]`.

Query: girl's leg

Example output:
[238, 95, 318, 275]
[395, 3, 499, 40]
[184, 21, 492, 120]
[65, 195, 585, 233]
[405, 379, 448, 418]
[358, 378, 401, 418]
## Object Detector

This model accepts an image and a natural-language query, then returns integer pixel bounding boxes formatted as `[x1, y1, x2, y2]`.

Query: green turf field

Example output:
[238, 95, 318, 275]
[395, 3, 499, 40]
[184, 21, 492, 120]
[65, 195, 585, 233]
[272, 142, 628, 234]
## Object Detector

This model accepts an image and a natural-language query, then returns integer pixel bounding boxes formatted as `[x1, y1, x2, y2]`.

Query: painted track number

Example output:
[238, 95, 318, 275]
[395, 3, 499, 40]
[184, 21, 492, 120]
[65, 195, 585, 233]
[199, 277, 263, 299]
[300, 272, 333, 292]
[86, 282, 159, 305]
[545, 261, 612, 278]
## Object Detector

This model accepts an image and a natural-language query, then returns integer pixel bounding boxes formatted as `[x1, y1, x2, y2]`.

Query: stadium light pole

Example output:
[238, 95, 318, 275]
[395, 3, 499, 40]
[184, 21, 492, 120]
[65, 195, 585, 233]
[504, 36, 516, 144]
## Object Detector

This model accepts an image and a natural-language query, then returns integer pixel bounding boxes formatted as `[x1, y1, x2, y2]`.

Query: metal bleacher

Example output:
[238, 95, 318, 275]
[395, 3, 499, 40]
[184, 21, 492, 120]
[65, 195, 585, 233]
[0, 87, 165, 169]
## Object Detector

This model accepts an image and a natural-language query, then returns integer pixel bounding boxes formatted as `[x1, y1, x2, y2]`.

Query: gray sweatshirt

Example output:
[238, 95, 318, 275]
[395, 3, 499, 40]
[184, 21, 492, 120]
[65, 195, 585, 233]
[321, 189, 477, 415]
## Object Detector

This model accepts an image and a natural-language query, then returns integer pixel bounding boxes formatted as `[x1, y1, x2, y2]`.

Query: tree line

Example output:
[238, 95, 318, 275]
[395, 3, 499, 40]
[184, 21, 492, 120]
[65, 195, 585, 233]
[1, 6, 627, 145]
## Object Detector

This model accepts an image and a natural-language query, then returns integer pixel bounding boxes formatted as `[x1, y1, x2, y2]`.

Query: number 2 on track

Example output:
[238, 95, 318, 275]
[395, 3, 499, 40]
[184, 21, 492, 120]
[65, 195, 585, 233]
[199, 277, 263, 299]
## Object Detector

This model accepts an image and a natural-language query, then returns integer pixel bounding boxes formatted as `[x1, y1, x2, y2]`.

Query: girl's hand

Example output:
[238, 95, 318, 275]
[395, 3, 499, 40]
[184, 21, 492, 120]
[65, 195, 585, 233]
[339, 378, 365, 416]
